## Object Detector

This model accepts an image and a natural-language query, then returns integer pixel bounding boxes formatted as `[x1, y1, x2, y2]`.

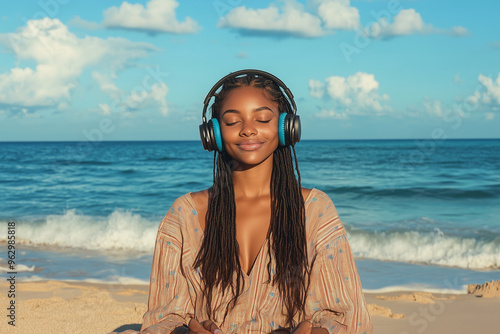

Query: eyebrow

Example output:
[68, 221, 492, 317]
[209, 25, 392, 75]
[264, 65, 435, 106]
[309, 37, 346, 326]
[222, 106, 275, 117]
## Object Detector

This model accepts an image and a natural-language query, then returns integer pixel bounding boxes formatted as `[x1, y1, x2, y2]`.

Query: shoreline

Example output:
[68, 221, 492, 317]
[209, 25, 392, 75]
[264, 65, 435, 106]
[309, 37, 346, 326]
[1, 279, 499, 334]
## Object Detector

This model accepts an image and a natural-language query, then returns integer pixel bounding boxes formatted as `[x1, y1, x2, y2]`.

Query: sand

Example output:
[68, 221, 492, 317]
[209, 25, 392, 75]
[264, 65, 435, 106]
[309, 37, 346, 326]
[0, 280, 147, 334]
[1, 280, 499, 334]
[467, 280, 500, 298]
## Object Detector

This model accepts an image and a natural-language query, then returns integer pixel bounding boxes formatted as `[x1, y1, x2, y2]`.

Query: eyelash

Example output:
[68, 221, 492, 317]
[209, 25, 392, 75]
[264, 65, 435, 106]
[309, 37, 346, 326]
[225, 120, 271, 126]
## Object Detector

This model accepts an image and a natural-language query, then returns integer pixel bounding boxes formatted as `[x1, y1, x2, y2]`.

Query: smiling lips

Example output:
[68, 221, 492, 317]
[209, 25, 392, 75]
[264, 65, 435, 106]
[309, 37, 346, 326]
[237, 140, 264, 151]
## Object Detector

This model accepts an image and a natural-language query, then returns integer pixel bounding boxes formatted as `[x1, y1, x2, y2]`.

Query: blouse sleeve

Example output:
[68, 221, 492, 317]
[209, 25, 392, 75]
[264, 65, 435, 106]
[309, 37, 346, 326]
[304, 193, 373, 334]
[139, 199, 195, 333]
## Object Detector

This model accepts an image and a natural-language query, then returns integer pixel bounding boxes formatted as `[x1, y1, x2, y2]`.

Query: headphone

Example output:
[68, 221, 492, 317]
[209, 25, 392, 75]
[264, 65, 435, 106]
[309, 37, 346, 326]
[199, 69, 301, 152]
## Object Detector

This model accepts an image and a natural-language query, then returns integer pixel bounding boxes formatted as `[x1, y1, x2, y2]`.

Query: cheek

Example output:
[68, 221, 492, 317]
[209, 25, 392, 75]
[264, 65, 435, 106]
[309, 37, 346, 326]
[219, 126, 232, 140]
[266, 121, 280, 138]
[267, 127, 279, 140]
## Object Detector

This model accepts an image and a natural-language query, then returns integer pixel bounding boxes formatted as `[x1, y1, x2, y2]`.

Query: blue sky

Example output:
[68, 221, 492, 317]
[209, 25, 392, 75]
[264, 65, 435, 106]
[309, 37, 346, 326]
[0, 0, 499, 141]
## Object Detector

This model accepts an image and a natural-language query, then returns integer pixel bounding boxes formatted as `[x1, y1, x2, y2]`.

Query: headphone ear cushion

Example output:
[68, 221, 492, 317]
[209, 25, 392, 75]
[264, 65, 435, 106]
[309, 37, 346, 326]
[211, 118, 224, 152]
[279, 112, 287, 146]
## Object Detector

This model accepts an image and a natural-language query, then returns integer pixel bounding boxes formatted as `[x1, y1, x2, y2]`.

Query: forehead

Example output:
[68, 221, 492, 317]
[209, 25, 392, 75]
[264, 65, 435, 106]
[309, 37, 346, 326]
[222, 86, 277, 108]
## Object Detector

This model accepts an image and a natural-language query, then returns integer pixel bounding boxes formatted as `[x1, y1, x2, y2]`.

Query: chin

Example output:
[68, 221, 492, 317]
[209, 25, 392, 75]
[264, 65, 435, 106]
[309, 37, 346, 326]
[231, 152, 274, 168]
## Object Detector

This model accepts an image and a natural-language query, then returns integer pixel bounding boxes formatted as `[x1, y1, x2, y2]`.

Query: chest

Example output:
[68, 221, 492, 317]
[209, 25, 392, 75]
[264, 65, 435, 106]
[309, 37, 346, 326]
[235, 200, 272, 274]
[196, 198, 271, 276]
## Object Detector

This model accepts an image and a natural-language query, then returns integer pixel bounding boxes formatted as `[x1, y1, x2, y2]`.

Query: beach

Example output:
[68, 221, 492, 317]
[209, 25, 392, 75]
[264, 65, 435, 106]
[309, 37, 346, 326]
[1, 279, 499, 334]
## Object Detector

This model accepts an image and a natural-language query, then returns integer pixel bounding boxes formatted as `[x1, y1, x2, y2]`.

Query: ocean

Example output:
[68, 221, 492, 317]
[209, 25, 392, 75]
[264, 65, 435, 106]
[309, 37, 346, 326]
[0, 139, 499, 293]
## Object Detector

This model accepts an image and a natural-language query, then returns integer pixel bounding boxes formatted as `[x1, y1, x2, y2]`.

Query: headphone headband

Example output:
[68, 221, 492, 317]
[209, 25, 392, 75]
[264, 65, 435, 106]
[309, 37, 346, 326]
[199, 69, 301, 152]
[201, 69, 297, 123]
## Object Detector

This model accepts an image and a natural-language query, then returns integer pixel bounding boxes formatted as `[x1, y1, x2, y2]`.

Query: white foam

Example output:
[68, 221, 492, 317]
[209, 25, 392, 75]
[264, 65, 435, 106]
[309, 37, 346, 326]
[18, 274, 149, 286]
[348, 228, 500, 270]
[0, 263, 36, 272]
[0, 209, 159, 253]
[17, 275, 46, 282]
[78, 276, 150, 285]
[363, 284, 467, 294]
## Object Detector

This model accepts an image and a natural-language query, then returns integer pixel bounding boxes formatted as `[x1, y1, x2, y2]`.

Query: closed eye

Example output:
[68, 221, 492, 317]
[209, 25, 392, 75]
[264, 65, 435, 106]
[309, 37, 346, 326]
[225, 120, 271, 126]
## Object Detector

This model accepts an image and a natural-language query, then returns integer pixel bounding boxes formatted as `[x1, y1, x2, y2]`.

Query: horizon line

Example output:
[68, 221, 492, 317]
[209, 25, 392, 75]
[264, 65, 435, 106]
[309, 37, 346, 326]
[1, 137, 499, 143]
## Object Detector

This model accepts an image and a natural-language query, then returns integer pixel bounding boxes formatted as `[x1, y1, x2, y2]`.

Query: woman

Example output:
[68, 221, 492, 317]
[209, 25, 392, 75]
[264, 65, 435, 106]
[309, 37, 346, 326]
[122, 70, 372, 334]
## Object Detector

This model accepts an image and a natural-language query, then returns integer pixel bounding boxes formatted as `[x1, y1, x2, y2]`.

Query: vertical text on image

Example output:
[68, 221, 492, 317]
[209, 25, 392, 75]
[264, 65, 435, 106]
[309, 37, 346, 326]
[6, 221, 17, 327]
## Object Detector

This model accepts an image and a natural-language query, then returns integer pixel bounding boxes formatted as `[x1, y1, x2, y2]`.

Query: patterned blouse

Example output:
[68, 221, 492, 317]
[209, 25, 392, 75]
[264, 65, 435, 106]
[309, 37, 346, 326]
[132, 187, 372, 334]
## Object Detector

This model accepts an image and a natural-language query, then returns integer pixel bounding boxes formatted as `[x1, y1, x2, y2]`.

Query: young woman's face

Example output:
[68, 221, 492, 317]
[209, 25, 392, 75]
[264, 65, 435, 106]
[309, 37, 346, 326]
[219, 85, 280, 170]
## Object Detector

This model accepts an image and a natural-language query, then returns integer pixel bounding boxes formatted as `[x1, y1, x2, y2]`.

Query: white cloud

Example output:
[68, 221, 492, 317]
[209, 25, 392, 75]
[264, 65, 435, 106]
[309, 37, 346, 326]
[218, 1, 324, 38]
[310, 72, 391, 117]
[313, 0, 360, 30]
[423, 99, 443, 117]
[315, 109, 349, 119]
[0, 18, 161, 114]
[467, 73, 500, 107]
[124, 82, 169, 116]
[218, 0, 360, 38]
[102, 0, 199, 34]
[485, 112, 495, 120]
[366, 9, 469, 39]
[99, 103, 111, 116]
[309, 79, 325, 99]
[92, 71, 121, 99]
[450, 26, 469, 37]
[91, 67, 170, 117]
[454, 74, 463, 83]
[69, 16, 101, 30]
[236, 51, 248, 58]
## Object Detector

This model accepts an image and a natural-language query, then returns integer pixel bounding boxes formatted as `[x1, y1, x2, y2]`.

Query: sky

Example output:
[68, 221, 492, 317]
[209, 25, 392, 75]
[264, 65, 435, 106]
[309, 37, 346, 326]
[0, 0, 499, 141]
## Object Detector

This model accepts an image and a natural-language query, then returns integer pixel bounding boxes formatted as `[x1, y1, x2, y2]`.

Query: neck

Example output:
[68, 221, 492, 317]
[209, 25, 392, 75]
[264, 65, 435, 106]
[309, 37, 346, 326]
[231, 153, 273, 200]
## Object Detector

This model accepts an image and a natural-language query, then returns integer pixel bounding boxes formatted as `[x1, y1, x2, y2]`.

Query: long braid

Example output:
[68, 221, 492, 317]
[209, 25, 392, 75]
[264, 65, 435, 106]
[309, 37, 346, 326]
[267, 144, 309, 327]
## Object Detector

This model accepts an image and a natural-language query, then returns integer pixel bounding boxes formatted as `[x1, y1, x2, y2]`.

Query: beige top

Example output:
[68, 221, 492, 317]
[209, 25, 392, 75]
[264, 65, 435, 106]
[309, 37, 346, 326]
[138, 187, 373, 334]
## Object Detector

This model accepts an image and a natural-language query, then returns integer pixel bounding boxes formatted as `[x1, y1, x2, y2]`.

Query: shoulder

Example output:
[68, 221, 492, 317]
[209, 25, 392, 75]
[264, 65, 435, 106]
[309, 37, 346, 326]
[301, 187, 313, 201]
[160, 191, 199, 229]
[189, 187, 211, 211]
[190, 187, 211, 201]
[305, 188, 344, 241]
[305, 187, 334, 207]
[170, 186, 215, 211]
[167, 192, 193, 214]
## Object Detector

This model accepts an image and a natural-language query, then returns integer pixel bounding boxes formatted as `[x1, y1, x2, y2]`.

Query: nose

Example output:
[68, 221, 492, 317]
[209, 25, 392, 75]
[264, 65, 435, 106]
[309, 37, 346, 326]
[239, 120, 257, 136]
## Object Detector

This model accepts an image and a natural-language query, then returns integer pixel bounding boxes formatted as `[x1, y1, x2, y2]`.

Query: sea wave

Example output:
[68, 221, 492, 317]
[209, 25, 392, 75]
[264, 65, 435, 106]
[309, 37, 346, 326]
[18, 275, 150, 285]
[0, 263, 37, 273]
[0, 209, 159, 253]
[348, 228, 500, 270]
[1, 211, 499, 270]
[362, 284, 466, 294]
